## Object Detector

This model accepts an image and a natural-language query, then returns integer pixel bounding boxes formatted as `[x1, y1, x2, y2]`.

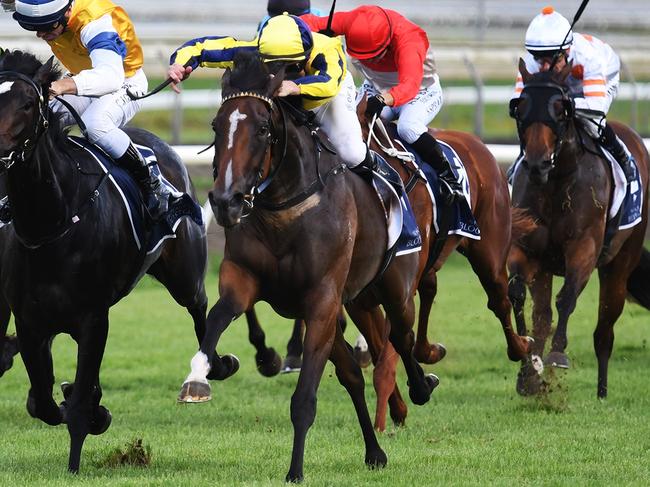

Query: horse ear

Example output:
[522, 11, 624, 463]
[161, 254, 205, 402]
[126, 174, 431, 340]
[34, 56, 56, 86]
[221, 67, 232, 95]
[518, 57, 532, 84]
[268, 66, 285, 97]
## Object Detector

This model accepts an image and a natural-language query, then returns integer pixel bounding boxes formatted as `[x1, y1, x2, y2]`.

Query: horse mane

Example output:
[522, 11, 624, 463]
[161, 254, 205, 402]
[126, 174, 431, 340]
[0, 49, 60, 85]
[226, 50, 271, 94]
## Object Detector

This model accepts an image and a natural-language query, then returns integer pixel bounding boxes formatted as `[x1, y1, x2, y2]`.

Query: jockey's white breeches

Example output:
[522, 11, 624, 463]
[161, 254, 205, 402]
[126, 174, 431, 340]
[312, 71, 367, 167]
[50, 69, 148, 158]
[358, 74, 444, 144]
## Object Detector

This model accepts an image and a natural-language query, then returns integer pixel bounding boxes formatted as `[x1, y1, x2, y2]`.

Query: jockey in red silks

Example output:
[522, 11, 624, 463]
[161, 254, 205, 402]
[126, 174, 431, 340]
[302, 5, 463, 202]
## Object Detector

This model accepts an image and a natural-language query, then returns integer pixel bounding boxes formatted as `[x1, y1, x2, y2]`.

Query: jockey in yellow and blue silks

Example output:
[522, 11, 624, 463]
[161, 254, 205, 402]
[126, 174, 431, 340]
[12, 0, 169, 219]
[168, 13, 378, 178]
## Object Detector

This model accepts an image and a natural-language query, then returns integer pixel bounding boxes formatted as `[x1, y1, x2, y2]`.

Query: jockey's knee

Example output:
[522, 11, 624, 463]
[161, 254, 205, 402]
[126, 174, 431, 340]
[88, 126, 131, 158]
[396, 122, 425, 145]
[337, 140, 367, 167]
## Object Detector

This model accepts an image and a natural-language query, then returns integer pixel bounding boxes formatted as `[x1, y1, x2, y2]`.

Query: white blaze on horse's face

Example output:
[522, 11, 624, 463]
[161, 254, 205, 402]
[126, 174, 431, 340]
[223, 108, 248, 192]
[0, 81, 14, 95]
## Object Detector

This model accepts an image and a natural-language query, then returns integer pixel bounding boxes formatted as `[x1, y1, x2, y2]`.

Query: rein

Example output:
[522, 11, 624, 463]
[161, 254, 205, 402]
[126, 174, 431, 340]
[218, 92, 344, 213]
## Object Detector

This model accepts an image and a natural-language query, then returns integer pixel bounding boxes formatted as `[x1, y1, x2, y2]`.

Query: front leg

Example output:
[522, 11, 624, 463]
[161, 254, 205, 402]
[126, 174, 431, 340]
[178, 261, 259, 403]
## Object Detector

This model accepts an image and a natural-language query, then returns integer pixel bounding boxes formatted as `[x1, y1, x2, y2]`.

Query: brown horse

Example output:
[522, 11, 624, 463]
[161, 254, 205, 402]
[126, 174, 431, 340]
[354, 103, 531, 431]
[176, 51, 437, 482]
[508, 59, 650, 398]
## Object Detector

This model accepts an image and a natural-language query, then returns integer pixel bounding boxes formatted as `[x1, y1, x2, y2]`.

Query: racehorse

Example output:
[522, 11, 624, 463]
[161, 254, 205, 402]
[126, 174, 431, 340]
[508, 59, 650, 398]
[0, 51, 209, 472]
[353, 101, 532, 431]
[176, 50, 438, 482]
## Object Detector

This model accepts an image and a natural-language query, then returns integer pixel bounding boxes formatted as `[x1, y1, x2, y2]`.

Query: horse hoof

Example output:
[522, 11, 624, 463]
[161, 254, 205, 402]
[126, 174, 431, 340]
[516, 359, 544, 396]
[353, 348, 372, 369]
[365, 448, 388, 469]
[89, 405, 112, 435]
[285, 471, 303, 483]
[545, 352, 570, 369]
[415, 343, 447, 365]
[61, 381, 74, 400]
[280, 354, 302, 374]
[178, 380, 212, 403]
[256, 347, 282, 377]
[408, 373, 439, 406]
[206, 354, 240, 381]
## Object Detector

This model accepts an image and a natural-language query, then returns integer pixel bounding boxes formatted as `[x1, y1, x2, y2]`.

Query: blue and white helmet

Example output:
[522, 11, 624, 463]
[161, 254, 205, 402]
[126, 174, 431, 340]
[13, 0, 72, 32]
[525, 6, 573, 53]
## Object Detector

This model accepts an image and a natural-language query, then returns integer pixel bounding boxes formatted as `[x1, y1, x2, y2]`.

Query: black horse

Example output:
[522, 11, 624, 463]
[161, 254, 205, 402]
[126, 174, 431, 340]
[177, 51, 437, 482]
[0, 51, 208, 472]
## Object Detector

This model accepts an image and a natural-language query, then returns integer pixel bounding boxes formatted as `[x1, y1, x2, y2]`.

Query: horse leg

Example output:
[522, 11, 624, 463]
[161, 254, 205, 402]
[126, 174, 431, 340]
[548, 248, 595, 369]
[413, 269, 447, 364]
[282, 319, 305, 373]
[286, 298, 338, 483]
[466, 240, 531, 361]
[245, 309, 282, 377]
[593, 258, 629, 398]
[65, 311, 111, 473]
[178, 263, 258, 402]
[507, 245, 534, 337]
[516, 269, 553, 396]
[0, 293, 17, 377]
[346, 303, 407, 432]
[328, 319, 387, 469]
[17, 324, 63, 426]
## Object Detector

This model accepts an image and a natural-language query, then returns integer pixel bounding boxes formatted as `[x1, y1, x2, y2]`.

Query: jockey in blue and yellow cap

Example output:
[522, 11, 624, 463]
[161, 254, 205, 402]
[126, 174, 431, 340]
[168, 13, 377, 176]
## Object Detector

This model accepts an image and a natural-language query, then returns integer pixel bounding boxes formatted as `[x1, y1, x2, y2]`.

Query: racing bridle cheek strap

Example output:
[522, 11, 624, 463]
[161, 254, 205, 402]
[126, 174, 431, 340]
[0, 70, 50, 168]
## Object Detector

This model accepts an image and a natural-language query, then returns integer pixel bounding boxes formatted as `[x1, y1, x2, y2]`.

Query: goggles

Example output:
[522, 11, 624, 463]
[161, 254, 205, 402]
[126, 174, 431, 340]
[18, 18, 62, 32]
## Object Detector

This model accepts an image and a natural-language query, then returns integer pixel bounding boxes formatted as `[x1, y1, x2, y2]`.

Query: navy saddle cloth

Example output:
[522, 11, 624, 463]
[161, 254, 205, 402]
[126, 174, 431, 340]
[68, 136, 203, 254]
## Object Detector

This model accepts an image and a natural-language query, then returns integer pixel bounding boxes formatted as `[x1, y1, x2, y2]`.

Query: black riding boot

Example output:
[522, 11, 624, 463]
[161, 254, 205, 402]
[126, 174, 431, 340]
[411, 132, 463, 203]
[601, 123, 635, 183]
[350, 150, 377, 184]
[116, 143, 169, 220]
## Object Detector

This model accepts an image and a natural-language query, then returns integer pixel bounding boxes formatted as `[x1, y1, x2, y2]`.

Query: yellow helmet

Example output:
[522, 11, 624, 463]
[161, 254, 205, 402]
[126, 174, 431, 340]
[258, 13, 313, 62]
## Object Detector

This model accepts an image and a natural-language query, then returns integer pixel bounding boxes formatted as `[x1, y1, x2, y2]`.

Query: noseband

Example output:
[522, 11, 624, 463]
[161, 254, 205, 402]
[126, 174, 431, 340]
[0, 70, 50, 170]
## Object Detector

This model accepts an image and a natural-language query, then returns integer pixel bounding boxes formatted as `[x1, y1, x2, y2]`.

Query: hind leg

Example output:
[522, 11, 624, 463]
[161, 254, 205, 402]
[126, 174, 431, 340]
[508, 245, 534, 338]
[282, 319, 305, 373]
[0, 293, 17, 377]
[413, 269, 447, 364]
[329, 320, 386, 468]
[244, 309, 282, 377]
[346, 303, 407, 432]
[593, 256, 630, 398]
[17, 323, 63, 426]
[467, 233, 531, 362]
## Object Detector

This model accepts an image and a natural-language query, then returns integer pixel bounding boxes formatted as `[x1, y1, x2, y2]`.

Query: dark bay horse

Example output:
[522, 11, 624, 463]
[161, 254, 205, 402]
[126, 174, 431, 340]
[0, 51, 208, 472]
[508, 59, 650, 398]
[177, 51, 437, 482]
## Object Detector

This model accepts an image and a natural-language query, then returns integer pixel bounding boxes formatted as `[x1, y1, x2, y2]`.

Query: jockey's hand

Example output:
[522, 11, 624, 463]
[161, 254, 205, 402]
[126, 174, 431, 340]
[276, 80, 300, 97]
[49, 77, 77, 98]
[365, 94, 386, 119]
[168, 64, 193, 93]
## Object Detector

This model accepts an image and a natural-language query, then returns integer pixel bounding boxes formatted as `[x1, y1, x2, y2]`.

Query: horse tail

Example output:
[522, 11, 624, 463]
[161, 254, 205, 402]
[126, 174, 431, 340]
[627, 248, 650, 310]
[511, 207, 537, 244]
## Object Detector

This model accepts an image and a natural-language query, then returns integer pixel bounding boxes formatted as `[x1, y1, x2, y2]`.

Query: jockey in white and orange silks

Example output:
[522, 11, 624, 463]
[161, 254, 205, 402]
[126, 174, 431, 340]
[512, 5, 635, 182]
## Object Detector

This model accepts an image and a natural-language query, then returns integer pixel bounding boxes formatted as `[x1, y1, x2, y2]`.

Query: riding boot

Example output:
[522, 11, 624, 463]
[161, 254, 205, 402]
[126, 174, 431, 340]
[411, 132, 463, 203]
[349, 150, 377, 185]
[116, 143, 169, 220]
[600, 123, 636, 183]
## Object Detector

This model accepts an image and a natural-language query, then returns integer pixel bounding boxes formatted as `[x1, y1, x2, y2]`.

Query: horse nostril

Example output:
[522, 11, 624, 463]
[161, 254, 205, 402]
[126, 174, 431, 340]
[229, 193, 244, 208]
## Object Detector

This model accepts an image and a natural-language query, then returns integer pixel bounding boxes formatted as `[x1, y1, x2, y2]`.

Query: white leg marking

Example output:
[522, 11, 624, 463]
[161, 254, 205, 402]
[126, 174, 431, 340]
[0, 81, 14, 94]
[354, 334, 369, 352]
[185, 351, 211, 384]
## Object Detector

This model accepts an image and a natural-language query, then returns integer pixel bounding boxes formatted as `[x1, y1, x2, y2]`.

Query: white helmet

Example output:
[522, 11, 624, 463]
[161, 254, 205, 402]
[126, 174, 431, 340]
[525, 6, 573, 52]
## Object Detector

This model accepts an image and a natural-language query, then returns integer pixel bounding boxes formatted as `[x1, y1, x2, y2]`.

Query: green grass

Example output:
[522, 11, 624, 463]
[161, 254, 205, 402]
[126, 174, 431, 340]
[1, 254, 649, 485]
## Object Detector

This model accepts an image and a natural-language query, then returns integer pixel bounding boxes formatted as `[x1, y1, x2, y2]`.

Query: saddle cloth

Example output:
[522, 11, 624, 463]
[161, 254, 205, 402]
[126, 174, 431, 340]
[68, 136, 203, 254]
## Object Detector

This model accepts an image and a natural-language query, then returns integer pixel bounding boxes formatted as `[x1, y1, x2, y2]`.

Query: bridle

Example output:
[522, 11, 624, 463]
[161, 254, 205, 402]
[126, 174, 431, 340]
[216, 91, 342, 215]
[0, 70, 50, 171]
[510, 80, 575, 171]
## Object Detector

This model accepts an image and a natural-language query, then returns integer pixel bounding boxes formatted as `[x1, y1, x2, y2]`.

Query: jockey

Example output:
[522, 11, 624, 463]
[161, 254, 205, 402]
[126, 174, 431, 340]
[302, 5, 464, 202]
[258, 0, 323, 34]
[168, 13, 378, 180]
[11, 0, 170, 219]
[513, 6, 635, 182]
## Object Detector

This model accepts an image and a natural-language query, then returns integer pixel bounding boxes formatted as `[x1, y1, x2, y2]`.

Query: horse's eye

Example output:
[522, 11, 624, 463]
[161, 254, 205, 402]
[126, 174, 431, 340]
[21, 101, 34, 111]
[257, 124, 269, 136]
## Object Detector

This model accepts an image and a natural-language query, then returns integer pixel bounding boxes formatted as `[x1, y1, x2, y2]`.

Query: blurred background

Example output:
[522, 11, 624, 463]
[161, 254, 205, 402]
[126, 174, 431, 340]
[2, 0, 650, 145]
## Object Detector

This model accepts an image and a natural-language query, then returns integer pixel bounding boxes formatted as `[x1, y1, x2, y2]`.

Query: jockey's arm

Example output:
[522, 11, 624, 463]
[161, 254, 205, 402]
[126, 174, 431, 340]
[69, 14, 127, 97]
[573, 62, 609, 114]
[291, 36, 345, 102]
[388, 41, 427, 107]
